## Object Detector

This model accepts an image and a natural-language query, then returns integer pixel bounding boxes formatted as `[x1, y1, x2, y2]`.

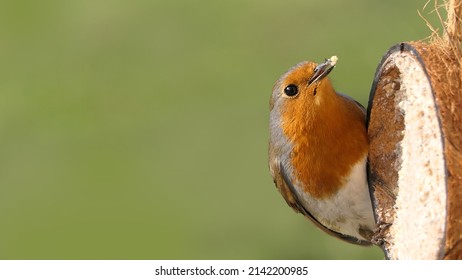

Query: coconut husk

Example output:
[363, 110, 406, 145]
[367, 0, 462, 259]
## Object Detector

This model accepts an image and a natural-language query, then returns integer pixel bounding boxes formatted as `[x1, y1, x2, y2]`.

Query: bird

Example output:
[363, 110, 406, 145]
[268, 56, 376, 245]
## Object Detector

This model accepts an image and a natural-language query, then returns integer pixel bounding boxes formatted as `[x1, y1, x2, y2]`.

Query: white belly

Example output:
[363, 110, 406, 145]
[296, 156, 376, 240]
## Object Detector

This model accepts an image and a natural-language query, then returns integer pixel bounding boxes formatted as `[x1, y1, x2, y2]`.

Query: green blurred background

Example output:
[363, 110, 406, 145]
[0, 0, 443, 259]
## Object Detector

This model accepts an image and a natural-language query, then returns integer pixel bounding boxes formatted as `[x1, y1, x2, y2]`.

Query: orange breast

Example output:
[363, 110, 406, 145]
[281, 85, 368, 199]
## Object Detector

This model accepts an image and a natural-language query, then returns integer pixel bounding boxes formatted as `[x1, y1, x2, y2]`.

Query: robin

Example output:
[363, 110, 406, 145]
[268, 56, 376, 245]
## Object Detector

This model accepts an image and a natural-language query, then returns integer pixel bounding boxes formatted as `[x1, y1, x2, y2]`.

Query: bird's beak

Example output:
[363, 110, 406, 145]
[308, 57, 337, 85]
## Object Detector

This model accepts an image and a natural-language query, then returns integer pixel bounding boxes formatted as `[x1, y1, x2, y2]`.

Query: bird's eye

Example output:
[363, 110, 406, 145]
[283, 84, 298, 97]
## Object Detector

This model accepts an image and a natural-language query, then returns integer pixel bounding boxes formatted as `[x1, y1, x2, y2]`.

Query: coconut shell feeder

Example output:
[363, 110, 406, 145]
[366, 0, 462, 259]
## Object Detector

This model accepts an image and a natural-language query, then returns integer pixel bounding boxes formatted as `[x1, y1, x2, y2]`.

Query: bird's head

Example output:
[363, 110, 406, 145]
[269, 57, 338, 136]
